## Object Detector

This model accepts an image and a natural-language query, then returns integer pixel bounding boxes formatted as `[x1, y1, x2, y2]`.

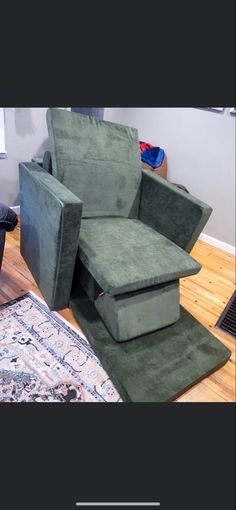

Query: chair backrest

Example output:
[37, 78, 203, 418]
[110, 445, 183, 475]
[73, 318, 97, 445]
[47, 108, 142, 218]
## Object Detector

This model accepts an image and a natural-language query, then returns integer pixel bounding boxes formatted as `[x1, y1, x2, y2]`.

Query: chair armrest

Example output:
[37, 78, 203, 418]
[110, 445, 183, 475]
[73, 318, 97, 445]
[139, 169, 212, 252]
[19, 162, 83, 310]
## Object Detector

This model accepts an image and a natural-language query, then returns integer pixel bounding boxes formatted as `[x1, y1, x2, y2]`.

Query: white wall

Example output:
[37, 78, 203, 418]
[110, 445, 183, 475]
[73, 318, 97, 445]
[105, 108, 236, 248]
[0, 108, 49, 206]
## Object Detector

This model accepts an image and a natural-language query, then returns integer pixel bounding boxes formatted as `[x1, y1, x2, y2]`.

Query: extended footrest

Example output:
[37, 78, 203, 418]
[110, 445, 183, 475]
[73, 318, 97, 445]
[78, 264, 180, 342]
[95, 281, 180, 342]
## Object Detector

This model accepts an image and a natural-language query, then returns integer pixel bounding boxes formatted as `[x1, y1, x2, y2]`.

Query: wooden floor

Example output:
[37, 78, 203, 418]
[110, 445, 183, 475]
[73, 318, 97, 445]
[0, 220, 235, 402]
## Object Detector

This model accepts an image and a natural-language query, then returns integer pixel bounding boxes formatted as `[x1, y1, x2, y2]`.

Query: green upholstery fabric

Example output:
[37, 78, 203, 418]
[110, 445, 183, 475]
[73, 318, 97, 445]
[95, 281, 180, 342]
[78, 217, 201, 295]
[43, 151, 52, 174]
[76, 264, 180, 341]
[70, 286, 231, 402]
[19, 162, 83, 310]
[20, 107, 213, 346]
[139, 169, 213, 252]
[47, 108, 141, 218]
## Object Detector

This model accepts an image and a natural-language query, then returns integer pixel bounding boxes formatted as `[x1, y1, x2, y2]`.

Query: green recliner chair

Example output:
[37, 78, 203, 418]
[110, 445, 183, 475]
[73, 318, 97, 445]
[19, 108, 212, 343]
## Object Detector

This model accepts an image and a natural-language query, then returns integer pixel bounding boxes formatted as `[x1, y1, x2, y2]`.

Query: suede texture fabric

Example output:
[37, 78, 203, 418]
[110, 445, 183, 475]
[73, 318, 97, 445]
[78, 217, 201, 295]
[70, 286, 231, 402]
[19, 162, 83, 310]
[139, 169, 213, 252]
[94, 281, 180, 342]
[47, 108, 141, 218]
[20, 107, 213, 343]
[43, 151, 53, 174]
[76, 263, 180, 341]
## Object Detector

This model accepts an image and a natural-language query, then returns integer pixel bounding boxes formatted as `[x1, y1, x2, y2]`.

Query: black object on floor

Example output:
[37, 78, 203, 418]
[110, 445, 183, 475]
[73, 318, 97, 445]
[70, 286, 231, 402]
[216, 291, 236, 339]
[0, 203, 18, 272]
[0, 203, 18, 231]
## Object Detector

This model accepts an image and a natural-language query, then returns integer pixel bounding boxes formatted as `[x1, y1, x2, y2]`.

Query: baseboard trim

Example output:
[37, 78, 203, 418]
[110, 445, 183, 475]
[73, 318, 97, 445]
[199, 233, 235, 255]
[10, 206, 20, 215]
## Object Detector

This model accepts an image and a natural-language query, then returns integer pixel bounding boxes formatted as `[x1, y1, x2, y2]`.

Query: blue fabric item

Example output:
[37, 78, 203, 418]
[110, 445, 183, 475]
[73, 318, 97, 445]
[141, 146, 165, 169]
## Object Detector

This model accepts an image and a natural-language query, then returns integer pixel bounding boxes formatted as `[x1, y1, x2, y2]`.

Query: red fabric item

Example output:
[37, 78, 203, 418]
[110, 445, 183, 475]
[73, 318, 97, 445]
[139, 142, 154, 153]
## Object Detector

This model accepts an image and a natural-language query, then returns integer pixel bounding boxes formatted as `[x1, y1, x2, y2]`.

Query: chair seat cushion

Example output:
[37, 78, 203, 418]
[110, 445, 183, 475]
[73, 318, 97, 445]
[78, 218, 201, 295]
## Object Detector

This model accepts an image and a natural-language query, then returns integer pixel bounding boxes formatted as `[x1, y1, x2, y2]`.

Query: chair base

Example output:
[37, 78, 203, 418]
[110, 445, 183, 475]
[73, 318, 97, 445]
[78, 263, 180, 342]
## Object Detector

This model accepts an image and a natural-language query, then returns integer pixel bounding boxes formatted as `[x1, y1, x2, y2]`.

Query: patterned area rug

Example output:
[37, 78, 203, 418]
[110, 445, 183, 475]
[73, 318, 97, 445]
[0, 292, 121, 402]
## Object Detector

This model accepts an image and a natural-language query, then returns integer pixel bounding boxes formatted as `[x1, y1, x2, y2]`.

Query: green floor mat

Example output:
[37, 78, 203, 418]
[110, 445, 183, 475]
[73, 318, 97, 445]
[70, 287, 231, 402]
